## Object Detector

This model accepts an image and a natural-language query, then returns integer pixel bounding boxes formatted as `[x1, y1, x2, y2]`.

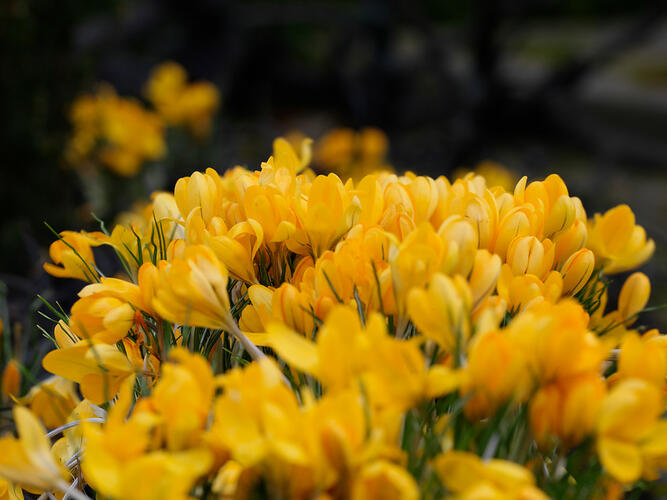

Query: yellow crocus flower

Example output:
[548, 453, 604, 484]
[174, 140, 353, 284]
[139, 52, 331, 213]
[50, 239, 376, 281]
[468, 249, 502, 309]
[491, 206, 536, 260]
[613, 332, 666, 389]
[208, 357, 301, 467]
[596, 378, 667, 483]
[437, 215, 478, 277]
[145, 61, 220, 139]
[506, 236, 555, 280]
[78, 263, 157, 316]
[590, 273, 651, 345]
[82, 375, 212, 500]
[587, 205, 655, 274]
[152, 244, 264, 359]
[529, 373, 606, 449]
[149, 348, 214, 451]
[43, 231, 104, 282]
[0, 407, 69, 493]
[263, 306, 460, 410]
[67, 294, 135, 344]
[16, 376, 79, 429]
[553, 218, 587, 267]
[153, 244, 232, 329]
[463, 329, 529, 420]
[432, 451, 548, 500]
[560, 248, 595, 296]
[390, 222, 452, 314]
[0, 478, 23, 500]
[207, 219, 264, 284]
[407, 273, 471, 352]
[242, 184, 297, 244]
[272, 283, 316, 335]
[294, 173, 361, 258]
[42, 342, 136, 404]
[174, 168, 224, 225]
[351, 460, 418, 500]
[509, 300, 605, 386]
[617, 272, 651, 326]
[497, 264, 562, 312]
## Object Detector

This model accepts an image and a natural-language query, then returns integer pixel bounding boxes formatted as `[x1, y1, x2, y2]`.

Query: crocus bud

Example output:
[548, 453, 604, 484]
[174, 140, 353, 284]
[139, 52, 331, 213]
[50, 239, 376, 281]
[1, 359, 21, 400]
[554, 218, 587, 267]
[561, 249, 594, 296]
[617, 272, 650, 325]
[493, 209, 531, 260]
[506, 236, 555, 279]
[469, 249, 502, 310]
[544, 195, 576, 238]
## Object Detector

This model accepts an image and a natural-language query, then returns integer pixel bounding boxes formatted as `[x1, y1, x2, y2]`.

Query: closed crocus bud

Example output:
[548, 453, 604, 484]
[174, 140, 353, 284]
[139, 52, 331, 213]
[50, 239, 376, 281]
[617, 272, 650, 325]
[554, 218, 587, 266]
[460, 192, 497, 249]
[406, 176, 439, 224]
[174, 168, 223, 224]
[468, 249, 502, 310]
[1, 359, 21, 400]
[438, 215, 478, 277]
[544, 195, 576, 238]
[506, 236, 555, 279]
[493, 209, 531, 260]
[355, 175, 384, 227]
[561, 248, 594, 296]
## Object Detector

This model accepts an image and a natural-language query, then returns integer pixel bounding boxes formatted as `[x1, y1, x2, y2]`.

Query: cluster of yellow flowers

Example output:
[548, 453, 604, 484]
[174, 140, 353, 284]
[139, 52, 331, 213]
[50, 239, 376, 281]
[65, 62, 219, 176]
[1, 136, 664, 500]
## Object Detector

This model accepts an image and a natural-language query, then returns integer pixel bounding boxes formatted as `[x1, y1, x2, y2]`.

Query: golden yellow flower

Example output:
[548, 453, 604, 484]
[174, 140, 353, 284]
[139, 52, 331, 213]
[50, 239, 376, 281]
[407, 273, 471, 352]
[43, 231, 104, 282]
[145, 61, 220, 139]
[596, 378, 667, 483]
[530, 373, 606, 448]
[351, 460, 418, 500]
[16, 376, 79, 429]
[506, 236, 555, 280]
[152, 244, 264, 359]
[0, 407, 69, 493]
[613, 332, 666, 389]
[463, 329, 529, 420]
[82, 376, 212, 500]
[587, 205, 655, 274]
[42, 342, 136, 404]
[432, 451, 548, 500]
[560, 248, 595, 296]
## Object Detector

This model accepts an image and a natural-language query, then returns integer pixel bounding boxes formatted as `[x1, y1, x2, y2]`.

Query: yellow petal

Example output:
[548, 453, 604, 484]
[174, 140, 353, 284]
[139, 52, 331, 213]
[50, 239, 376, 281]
[597, 437, 642, 483]
[264, 323, 320, 375]
[13, 407, 65, 486]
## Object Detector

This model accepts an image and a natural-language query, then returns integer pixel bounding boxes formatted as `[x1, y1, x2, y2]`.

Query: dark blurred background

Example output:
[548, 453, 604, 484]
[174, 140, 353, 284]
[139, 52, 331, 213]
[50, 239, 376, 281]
[2, 0, 667, 338]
